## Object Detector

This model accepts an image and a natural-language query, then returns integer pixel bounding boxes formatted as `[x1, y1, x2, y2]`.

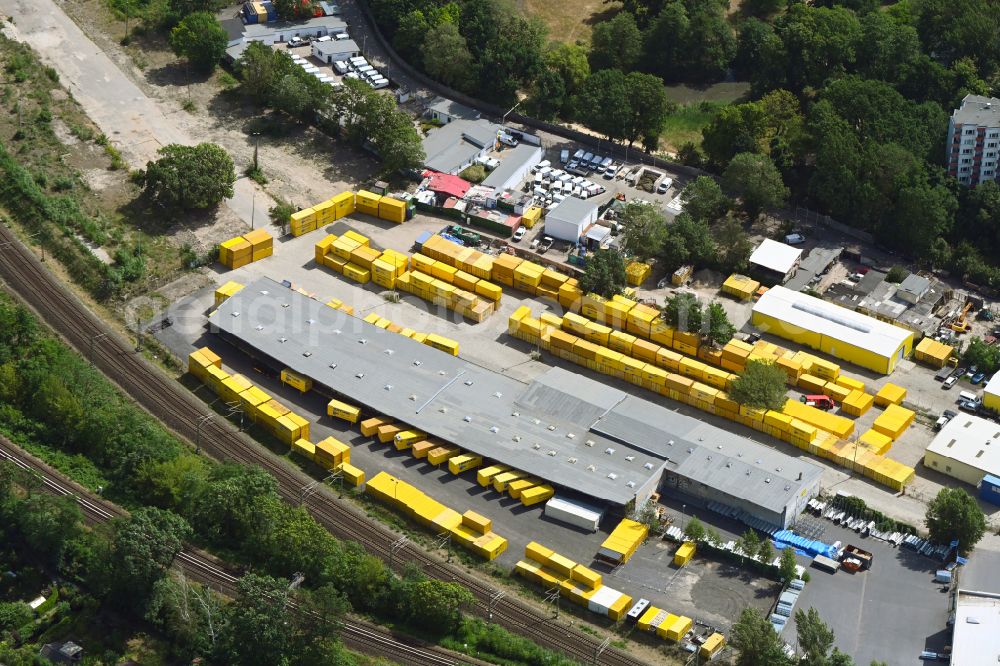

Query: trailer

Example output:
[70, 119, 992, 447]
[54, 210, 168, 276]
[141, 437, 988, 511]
[840, 544, 873, 572]
[544, 496, 604, 532]
[811, 554, 840, 573]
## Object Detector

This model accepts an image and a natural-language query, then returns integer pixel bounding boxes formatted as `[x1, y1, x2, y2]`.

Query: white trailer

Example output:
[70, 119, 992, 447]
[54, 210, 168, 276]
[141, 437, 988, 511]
[544, 496, 604, 532]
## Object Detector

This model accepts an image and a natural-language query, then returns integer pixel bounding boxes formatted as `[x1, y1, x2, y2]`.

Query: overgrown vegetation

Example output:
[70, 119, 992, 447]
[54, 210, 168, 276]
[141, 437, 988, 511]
[580, 248, 627, 299]
[729, 359, 788, 411]
[925, 487, 987, 553]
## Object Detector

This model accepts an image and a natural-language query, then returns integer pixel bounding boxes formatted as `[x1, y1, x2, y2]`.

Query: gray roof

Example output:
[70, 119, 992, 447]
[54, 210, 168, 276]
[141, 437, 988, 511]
[210, 278, 662, 505]
[314, 39, 359, 57]
[592, 396, 824, 515]
[898, 273, 930, 297]
[422, 119, 499, 174]
[549, 196, 598, 224]
[953, 94, 1000, 127]
[243, 16, 347, 40]
[481, 144, 541, 189]
[226, 42, 250, 63]
[784, 246, 843, 292]
[211, 278, 823, 511]
[428, 97, 480, 121]
[221, 17, 245, 43]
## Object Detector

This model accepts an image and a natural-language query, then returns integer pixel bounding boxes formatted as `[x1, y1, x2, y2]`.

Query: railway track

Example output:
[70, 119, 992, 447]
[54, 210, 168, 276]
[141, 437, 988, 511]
[0, 438, 479, 666]
[0, 224, 648, 666]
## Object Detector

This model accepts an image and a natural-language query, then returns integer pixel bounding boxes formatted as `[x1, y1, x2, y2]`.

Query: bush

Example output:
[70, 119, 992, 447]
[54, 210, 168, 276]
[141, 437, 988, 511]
[458, 164, 486, 183]
[886, 265, 909, 283]
[143, 143, 235, 210]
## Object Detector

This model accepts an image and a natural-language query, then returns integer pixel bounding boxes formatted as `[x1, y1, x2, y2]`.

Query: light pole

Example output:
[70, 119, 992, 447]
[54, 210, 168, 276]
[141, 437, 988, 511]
[252, 132, 261, 173]
[251, 191, 256, 230]
[195, 414, 213, 454]
[502, 101, 521, 127]
[88, 332, 108, 362]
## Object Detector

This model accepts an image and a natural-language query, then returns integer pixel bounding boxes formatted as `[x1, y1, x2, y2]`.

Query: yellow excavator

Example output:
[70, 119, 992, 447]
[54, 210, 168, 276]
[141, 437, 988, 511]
[950, 302, 972, 333]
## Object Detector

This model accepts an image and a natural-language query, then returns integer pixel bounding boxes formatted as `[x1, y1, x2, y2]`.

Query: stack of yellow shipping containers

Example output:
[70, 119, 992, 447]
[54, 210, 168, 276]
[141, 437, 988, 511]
[872, 404, 915, 440]
[597, 518, 648, 565]
[626, 261, 652, 286]
[516, 542, 634, 621]
[721, 274, 760, 300]
[219, 229, 273, 268]
[367, 472, 507, 559]
[914, 337, 954, 368]
[395, 268, 495, 322]
[355, 190, 382, 217]
[244, 229, 273, 262]
[874, 383, 907, 407]
[214, 281, 244, 307]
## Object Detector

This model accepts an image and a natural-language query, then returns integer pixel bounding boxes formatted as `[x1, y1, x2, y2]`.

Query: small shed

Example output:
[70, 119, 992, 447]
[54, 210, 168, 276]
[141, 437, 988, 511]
[427, 97, 481, 124]
[749, 239, 803, 285]
[312, 38, 359, 63]
[897, 273, 931, 304]
[545, 196, 599, 243]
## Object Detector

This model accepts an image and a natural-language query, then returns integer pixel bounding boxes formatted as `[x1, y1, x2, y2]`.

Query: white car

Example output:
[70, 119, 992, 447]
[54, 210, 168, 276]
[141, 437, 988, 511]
[369, 78, 389, 90]
[332, 60, 349, 74]
[785, 233, 806, 244]
[657, 177, 673, 194]
[513, 227, 526, 242]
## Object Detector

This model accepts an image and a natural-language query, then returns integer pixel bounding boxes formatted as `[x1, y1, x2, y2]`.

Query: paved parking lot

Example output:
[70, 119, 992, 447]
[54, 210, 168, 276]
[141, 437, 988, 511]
[782, 520, 951, 666]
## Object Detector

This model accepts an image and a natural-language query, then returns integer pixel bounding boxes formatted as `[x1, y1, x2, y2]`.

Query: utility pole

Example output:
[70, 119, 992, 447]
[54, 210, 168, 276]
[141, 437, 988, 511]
[487, 589, 505, 624]
[252, 132, 261, 173]
[225, 400, 244, 431]
[195, 414, 213, 454]
[251, 191, 256, 231]
[388, 535, 408, 572]
[435, 531, 452, 563]
[544, 583, 561, 619]
[593, 637, 611, 665]
[88, 332, 108, 363]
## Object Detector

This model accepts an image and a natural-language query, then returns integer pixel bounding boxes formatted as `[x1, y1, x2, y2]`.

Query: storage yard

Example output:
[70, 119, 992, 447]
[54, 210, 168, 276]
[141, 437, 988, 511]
[140, 173, 1000, 664]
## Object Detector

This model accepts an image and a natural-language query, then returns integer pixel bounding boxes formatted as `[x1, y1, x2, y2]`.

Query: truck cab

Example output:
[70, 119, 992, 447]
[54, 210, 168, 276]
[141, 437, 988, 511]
[801, 394, 835, 410]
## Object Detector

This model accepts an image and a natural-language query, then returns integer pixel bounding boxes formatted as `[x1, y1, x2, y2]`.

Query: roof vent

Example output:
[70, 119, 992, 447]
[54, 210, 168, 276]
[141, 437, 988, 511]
[513, 435, 521, 442]
[333, 329, 341, 335]
[644, 463, 654, 470]
[784, 485, 791, 491]
[413, 360, 422, 366]
[687, 447, 694, 454]
[329, 363, 337, 369]
[533, 419, 541, 425]
[568, 457, 578, 464]
[668, 440, 675, 446]
[409, 394, 417, 401]
[232, 311, 241, 317]
[255, 325, 264, 331]
[358, 338, 368, 344]
[383, 384, 393, 391]
[717, 445, 723, 450]
[726, 462, 732, 468]
[279, 336, 287, 343]
[493, 392, 503, 398]
[746, 470, 751, 476]
[355, 372, 364, 378]
[533, 443, 541, 450]
[586, 439, 595, 446]
[260, 290, 269, 295]
[463, 416, 472, 422]
[607, 473, 618, 480]
[307, 318, 316, 325]
[605, 448, 616, 455]
[626, 481, 636, 488]
[547, 425, 556, 431]
[765, 478, 772, 484]
[776, 467, 782, 472]
[548, 450, 557, 456]
[384, 349, 394, 355]
[756, 459, 762, 464]
[512, 411, 520, 417]
[566, 433, 576, 439]
[439, 370, 447, 376]
[439, 407, 448, 413]
[464, 380, 474, 386]
[706, 456, 712, 462]
[587, 465, 597, 472]
[281, 303, 290, 308]
[303, 351, 312, 357]
[625, 455, 635, 462]
[489, 426, 499, 433]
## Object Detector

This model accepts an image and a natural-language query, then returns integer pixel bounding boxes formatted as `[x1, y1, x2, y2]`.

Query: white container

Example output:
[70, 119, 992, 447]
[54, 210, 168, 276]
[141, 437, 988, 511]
[587, 586, 623, 616]
[544, 496, 604, 532]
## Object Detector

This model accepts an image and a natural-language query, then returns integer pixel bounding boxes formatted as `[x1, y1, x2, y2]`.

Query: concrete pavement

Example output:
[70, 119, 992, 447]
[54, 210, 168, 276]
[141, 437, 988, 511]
[2, 0, 277, 234]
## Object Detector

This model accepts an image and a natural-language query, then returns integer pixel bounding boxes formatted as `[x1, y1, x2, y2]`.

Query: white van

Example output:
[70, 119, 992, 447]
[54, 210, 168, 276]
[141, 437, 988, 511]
[332, 60, 349, 74]
[959, 390, 980, 403]
[369, 78, 389, 90]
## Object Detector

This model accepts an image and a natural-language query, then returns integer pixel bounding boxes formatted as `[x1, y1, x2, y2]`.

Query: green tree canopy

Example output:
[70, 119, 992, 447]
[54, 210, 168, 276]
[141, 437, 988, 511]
[664, 292, 702, 333]
[729, 359, 788, 411]
[925, 487, 987, 552]
[706, 302, 736, 345]
[105, 508, 192, 610]
[684, 516, 706, 542]
[722, 152, 788, 218]
[681, 176, 731, 223]
[590, 12, 643, 71]
[963, 337, 1000, 374]
[621, 203, 668, 261]
[778, 546, 798, 584]
[732, 606, 793, 666]
[402, 579, 473, 634]
[580, 249, 627, 298]
[422, 21, 476, 92]
[142, 143, 236, 210]
[169, 12, 227, 72]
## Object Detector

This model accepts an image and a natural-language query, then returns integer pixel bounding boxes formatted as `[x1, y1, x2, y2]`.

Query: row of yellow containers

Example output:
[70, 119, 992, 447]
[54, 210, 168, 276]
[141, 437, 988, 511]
[674, 541, 696, 566]
[914, 337, 954, 368]
[507, 308, 917, 491]
[323, 295, 356, 316]
[395, 270, 494, 322]
[419, 233, 496, 280]
[214, 280, 244, 307]
[478, 464, 555, 506]
[722, 337, 842, 385]
[409, 253, 503, 305]
[872, 404, 915, 441]
[188, 348, 310, 445]
[355, 190, 408, 224]
[291, 191, 356, 236]
[597, 518, 648, 565]
[315, 231, 409, 288]
[219, 228, 273, 269]
[518, 541, 633, 621]
[625, 261, 651, 286]
[721, 273, 761, 301]
[361, 312, 461, 355]
[367, 471, 507, 560]
[782, 399, 856, 440]
[290, 436, 366, 487]
[637, 605, 694, 642]
[811, 437, 914, 489]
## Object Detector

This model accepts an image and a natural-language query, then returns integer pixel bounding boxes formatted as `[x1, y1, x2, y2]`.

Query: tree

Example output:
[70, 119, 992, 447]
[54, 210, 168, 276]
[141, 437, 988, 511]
[590, 12, 642, 71]
[730, 359, 787, 411]
[473, 13, 546, 104]
[795, 607, 837, 666]
[624, 72, 673, 145]
[621, 203, 668, 261]
[659, 213, 715, 270]
[731, 606, 793, 666]
[681, 177, 730, 223]
[684, 516, 705, 542]
[526, 68, 567, 120]
[238, 42, 293, 102]
[576, 69, 630, 141]
[422, 22, 475, 91]
[191, 463, 278, 546]
[402, 579, 473, 634]
[169, 12, 227, 72]
[706, 302, 736, 345]
[715, 217, 753, 273]
[272, 0, 309, 20]
[757, 539, 773, 565]
[458, 164, 486, 184]
[963, 337, 1000, 374]
[778, 546, 798, 584]
[743, 0, 783, 16]
[702, 102, 768, 167]
[723, 152, 788, 218]
[215, 574, 298, 666]
[105, 508, 192, 610]
[143, 143, 235, 210]
[333, 79, 424, 174]
[737, 528, 761, 562]
[580, 249, 627, 298]
[664, 292, 702, 333]
[0, 601, 32, 632]
[925, 487, 987, 552]
[642, 0, 735, 82]
[16, 494, 82, 566]
[146, 577, 224, 661]
[545, 42, 590, 98]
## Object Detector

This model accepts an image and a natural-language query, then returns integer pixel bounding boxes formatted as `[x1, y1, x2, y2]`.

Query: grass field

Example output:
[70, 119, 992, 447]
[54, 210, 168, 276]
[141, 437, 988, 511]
[660, 102, 724, 151]
[515, 0, 621, 44]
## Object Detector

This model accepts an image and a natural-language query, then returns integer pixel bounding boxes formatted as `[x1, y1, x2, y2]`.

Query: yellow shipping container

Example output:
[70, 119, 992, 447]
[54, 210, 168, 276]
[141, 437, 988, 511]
[291, 438, 315, 460]
[378, 197, 407, 223]
[327, 398, 360, 423]
[835, 375, 866, 392]
[841, 390, 874, 417]
[281, 368, 313, 393]
[338, 462, 366, 487]
[874, 383, 907, 407]
[858, 428, 893, 455]
[782, 399, 855, 439]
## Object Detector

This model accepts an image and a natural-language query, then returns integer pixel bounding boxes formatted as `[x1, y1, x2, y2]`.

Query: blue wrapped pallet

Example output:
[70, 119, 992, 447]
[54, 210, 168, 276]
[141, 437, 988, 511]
[242, 2, 258, 23]
[261, 0, 276, 21]
[979, 473, 1000, 506]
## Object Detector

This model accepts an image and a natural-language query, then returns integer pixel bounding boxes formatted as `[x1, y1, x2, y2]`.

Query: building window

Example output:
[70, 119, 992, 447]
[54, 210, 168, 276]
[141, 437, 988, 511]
[932, 460, 938, 467]
[963, 148, 973, 154]
[990, 132, 1000, 139]
[989, 142, 998, 148]
[986, 170, 995, 176]
[962, 158, 972, 164]
[964, 139, 975, 145]
[965, 128, 976, 135]
[961, 166, 971, 172]
[946, 465, 952, 472]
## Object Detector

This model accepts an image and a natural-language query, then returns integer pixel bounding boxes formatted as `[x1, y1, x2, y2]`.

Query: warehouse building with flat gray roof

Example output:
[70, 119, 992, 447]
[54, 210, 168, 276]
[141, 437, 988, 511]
[210, 278, 823, 527]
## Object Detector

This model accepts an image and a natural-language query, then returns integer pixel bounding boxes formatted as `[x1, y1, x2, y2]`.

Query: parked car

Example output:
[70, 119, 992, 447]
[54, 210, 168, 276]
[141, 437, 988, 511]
[512, 227, 526, 242]
[972, 372, 986, 384]
[657, 177, 673, 194]
[287, 37, 310, 47]
[560, 149, 570, 163]
[369, 78, 389, 90]
[604, 165, 619, 179]
[918, 652, 939, 661]
[934, 366, 955, 381]
[332, 60, 349, 74]
[935, 409, 958, 430]
[954, 366, 968, 379]
[959, 399, 980, 413]
[785, 233, 806, 244]
[538, 236, 554, 253]
[943, 376, 958, 389]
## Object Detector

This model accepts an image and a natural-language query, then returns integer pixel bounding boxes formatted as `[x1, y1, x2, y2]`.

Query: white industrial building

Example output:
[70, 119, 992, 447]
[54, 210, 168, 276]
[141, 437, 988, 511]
[421, 119, 499, 174]
[427, 98, 481, 124]
[311, 38, 360, 63]
[924, 413, 1000, 487]
[224, 16, 347, 61]
[544, 196, 599, 243]
[749, 238, 802, 285]
[950, 589, 1000, 665]
[481, 144, 543, 192]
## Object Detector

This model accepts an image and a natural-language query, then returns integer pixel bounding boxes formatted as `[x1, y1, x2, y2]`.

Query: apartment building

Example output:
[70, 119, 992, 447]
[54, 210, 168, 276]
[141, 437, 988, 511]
[947, 94, 1000, 186]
